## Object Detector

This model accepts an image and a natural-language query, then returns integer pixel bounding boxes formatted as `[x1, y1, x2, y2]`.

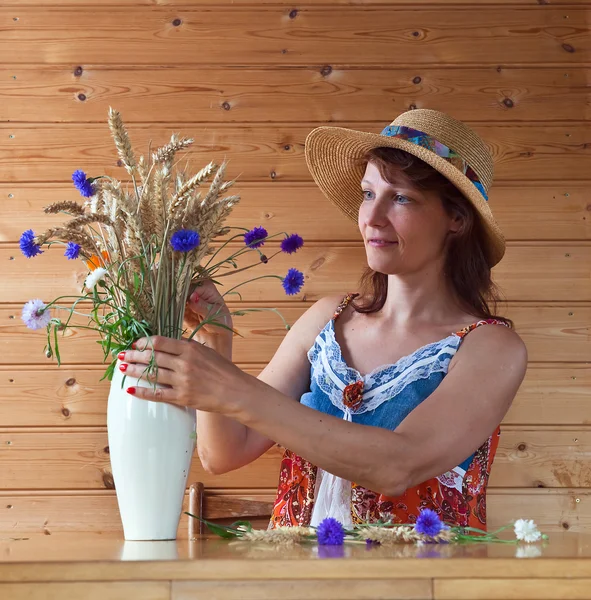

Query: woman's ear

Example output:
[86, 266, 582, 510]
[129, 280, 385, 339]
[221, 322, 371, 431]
[448, 209, 464, 234]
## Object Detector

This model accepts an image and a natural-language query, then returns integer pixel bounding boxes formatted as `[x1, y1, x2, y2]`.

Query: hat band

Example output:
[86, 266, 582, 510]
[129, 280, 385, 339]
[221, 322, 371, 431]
[381, 125, 488, 201]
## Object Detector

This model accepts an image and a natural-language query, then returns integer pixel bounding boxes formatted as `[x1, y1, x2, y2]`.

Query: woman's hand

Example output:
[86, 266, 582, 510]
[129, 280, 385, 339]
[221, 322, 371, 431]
[118, 335, 252, 412]
[184, 279, 233, 360]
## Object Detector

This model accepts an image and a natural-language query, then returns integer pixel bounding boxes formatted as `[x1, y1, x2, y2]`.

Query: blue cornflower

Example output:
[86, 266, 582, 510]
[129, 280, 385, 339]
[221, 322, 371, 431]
[316, 517, 345, 546]
[415, 509, 443, 537]
[280, 233, 304, 254]
[244, 226, 268, 249]
[282, 268, 304, 296]
[19, 229, 43, 258]
[72, 170, 95, 197]
[170, 229, 200, 252]
[64, 242, 81, 260]
[317, 517, 345, 546]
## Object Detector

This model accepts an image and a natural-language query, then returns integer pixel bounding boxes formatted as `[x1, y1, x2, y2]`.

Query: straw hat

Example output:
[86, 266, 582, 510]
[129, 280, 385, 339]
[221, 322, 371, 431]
[304, 109, 505, 267]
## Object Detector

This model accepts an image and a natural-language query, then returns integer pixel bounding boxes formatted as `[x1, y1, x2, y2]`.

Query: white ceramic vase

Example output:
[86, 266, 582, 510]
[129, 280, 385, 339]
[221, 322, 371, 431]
[107, 359, 196, 540]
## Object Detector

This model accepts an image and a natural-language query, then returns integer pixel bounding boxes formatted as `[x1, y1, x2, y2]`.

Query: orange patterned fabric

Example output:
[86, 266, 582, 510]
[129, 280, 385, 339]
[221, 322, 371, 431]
[269, 294, 508, 530]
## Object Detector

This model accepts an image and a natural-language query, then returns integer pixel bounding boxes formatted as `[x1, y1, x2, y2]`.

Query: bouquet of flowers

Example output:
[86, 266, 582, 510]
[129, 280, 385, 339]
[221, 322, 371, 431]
[188, 510, 548, 548]
[19, 108, 305, 382]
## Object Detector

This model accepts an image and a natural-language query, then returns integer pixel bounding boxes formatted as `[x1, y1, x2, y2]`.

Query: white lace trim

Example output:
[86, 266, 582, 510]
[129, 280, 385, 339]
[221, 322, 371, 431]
[436, 466, 466, 493]
[307, 320, 461, 417]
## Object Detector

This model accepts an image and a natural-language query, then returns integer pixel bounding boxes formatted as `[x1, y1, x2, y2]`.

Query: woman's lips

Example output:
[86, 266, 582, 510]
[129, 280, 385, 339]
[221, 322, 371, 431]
[368, 239, 398, 247]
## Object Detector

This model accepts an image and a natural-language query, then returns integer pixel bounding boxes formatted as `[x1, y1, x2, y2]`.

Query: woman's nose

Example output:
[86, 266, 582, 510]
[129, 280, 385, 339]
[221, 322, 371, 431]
[364, 198, 389, 227]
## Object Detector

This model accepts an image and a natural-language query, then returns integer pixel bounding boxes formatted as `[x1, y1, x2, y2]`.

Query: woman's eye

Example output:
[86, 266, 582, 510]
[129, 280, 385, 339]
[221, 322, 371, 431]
[395, 193, 411, 204]
[362, 190, 374, 200]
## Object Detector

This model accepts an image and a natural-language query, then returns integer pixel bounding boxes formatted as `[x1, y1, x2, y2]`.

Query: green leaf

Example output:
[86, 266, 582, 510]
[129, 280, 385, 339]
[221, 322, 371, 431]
[184, 512, 242, 539]
[230, 520, 253, 532]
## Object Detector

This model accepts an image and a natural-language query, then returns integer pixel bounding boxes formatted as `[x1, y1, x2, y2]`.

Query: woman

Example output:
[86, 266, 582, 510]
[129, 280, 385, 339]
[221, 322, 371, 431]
[118, 109, 528, 530]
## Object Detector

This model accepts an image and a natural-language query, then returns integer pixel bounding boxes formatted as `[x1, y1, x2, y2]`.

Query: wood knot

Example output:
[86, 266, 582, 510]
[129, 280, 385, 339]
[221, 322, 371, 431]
[518, 443, 527, 451]
[117, 159, 124, 167]
[409, 104, 417, 110]
[496, 66, 502, 73]
[270, 170, 276, 179]
[562, 521, 570, 530]
[343, 381, 364, 411]
[61, 407, 70, 418]
[102, 472, 115, 489]
[172, 18, 182, 27]
[222, 101, 231, 111]
[73, 66, 83, 77]
[412, 76, 422, 84]
[289, 9, 298, 19]
[284, 144, 291, 151]
[536, 481, 545, 488]
[310, 256, 325, 271]
[104, 446, 110, 454]
[412, 31, 420, 37]
[77, 93, 86, 102]
[320, 65, 332, 77]
[502, 98, 514, 108]
[562, 43, 575, 53]
[65, 378, 76, 386]
[281, 49, 288, 55]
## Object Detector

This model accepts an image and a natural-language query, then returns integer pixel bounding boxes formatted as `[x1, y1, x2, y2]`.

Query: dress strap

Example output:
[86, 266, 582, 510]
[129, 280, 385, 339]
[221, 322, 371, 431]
[333, 293, 359, 321]
[455, 318, 510, 340]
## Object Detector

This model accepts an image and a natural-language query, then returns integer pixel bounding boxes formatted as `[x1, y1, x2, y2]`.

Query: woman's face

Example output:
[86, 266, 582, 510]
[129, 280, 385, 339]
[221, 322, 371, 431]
[358, 161, 461, 275]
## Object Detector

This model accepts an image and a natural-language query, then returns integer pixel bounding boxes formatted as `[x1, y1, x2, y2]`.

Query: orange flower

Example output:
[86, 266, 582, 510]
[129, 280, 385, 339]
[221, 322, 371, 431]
[86, 250, 110, 271]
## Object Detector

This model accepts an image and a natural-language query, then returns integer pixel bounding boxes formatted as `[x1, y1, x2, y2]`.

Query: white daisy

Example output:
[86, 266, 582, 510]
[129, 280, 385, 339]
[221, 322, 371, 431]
[514, 519, 542, 543]
[85, 267, 107, 291]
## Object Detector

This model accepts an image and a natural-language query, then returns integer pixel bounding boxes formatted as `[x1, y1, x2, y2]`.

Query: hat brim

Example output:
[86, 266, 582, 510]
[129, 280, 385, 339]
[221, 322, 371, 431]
[304, 126, 506, 267]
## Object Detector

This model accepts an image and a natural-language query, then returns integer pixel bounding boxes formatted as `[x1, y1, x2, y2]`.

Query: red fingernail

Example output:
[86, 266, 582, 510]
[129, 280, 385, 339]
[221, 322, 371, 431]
[126, 387, 136, 395]
[118, 351, 125, 360]
[131, 342, 137, 350]
[119, 363, 128, 372]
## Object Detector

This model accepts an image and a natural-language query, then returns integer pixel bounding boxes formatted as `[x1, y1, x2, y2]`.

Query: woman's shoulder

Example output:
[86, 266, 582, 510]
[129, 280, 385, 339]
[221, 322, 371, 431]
[287, 293, 353, 352]
[454, 318, 528, 373]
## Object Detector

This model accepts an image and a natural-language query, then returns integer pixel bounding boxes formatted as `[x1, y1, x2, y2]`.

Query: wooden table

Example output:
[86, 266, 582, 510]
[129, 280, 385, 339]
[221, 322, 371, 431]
[1, 532, 590, 599]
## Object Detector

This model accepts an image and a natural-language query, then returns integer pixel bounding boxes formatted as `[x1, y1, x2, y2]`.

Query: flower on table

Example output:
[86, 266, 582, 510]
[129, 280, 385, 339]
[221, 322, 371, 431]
[170, 229, 200, 253]
[316, 517, 345, 546]
[72, 170, 95, 198]
[414, 509, 443, 538]
[244, 226, 268, 249]
[514, 519, 542, 543]
[64, 242, 81, 260]
[282, 268, 304, 296]
[21, 299, 52, 330]
[280, 233, 304, 254]
[85, 267, 107, 291]
[19, 229, 43, 258]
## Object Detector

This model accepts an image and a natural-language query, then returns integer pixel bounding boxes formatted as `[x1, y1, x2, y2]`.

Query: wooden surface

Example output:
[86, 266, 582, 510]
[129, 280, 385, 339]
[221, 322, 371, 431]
[1, 0, 590, 540]
[2, 7, 590, 65]
[1, 533, 591, 600]
[2, 123, 591, 183]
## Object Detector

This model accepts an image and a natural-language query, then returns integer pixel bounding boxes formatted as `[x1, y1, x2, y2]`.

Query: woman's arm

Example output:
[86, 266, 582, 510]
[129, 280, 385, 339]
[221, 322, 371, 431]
[197, 294, 345, 475]
[224, 323, 528, 496]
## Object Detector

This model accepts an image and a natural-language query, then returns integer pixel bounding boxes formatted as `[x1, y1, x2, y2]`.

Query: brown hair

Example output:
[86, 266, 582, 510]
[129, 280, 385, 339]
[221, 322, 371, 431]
[352, 147, 513, 328]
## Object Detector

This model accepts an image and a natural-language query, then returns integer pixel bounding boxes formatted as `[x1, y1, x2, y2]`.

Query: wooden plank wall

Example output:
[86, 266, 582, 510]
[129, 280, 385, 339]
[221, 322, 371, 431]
[0, 1, 590, 537]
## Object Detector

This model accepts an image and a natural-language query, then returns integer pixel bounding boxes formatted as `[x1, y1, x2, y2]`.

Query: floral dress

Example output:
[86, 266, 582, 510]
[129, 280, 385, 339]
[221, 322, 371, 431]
[269, 293, 509, 530]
